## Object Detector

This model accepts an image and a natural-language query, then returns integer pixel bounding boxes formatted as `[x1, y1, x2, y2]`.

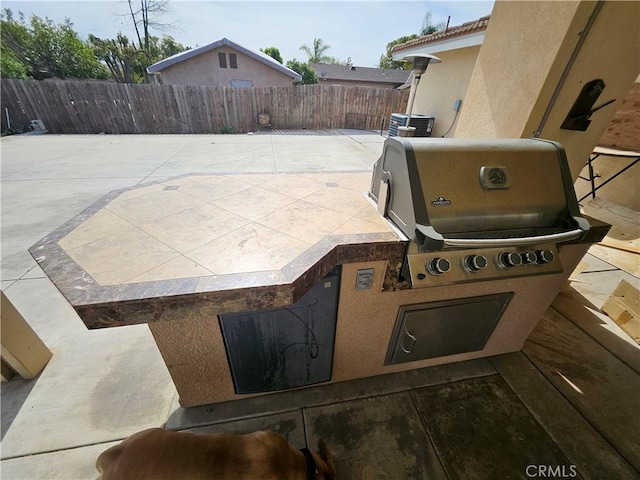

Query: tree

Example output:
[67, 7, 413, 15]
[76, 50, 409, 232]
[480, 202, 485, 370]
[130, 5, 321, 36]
[378, 11, 445, 69]
[322, 56, 352, 66]
[126, 0, 173, 51]
[158, 35, 185, 57]
[89, 33, 142, 83]
[0, 9, 107, 80]
[378, 34, 418, 69]
[89, 33, 187, 83]
[420, 11, 446, 35]
[299, 38, 332, 64]
[0, 9, 29, 78]
[0, 49, 28, 78]
[260, 47, 283, 64]
[286, 59, 318, 85]
[124, 0, 177, 81]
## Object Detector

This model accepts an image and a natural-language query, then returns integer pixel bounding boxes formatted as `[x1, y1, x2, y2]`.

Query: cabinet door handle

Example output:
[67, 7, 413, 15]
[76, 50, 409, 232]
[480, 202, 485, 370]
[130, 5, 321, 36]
[401, 329, 416, 354]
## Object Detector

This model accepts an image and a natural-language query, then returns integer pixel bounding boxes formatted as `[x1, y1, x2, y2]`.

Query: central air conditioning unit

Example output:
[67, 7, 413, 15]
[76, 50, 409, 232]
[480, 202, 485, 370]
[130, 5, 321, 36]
[388, 113, 435, 137]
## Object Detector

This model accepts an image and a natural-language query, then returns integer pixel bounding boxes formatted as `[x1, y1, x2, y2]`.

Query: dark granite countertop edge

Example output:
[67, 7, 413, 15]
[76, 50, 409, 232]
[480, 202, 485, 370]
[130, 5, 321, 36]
[29, 231, 407, 329]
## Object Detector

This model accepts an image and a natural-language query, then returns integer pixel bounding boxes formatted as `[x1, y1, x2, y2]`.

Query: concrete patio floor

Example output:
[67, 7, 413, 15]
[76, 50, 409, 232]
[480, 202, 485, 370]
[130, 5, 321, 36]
[0, 131, 384, 477]
[1, 131, 638, 479]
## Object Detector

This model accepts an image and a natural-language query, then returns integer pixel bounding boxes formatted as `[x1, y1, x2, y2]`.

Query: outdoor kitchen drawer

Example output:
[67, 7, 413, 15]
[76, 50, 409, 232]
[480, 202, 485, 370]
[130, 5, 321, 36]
[385, 293, 514, 365]
[219, 267, 341, 394]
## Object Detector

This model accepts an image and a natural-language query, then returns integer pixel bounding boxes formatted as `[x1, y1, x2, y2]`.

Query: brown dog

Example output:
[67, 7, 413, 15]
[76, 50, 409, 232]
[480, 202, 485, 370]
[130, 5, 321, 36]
[96, 428, 335, 480]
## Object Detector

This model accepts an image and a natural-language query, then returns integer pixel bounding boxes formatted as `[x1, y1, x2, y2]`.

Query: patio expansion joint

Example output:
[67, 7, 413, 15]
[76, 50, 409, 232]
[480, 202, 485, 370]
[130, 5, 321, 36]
[0, 438, 126, 462]
[138, 136, 200, 184]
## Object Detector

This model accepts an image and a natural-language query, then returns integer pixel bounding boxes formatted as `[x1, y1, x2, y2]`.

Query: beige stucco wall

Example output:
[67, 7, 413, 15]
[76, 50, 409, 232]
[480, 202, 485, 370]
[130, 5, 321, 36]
[454, 0, 640, 184]
[410, 46, 481, 137]
[158, 46, 295, 87]
[149, 242, 589, 408]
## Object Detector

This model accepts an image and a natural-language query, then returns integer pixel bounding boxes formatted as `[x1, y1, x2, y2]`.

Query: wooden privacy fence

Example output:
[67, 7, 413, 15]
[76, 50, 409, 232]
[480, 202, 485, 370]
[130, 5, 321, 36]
[0, 79, 409, 134]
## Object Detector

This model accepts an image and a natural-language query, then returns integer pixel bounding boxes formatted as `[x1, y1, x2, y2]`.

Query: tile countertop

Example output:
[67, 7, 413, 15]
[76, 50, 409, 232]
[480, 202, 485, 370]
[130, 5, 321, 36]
[29, 172, 407, 329]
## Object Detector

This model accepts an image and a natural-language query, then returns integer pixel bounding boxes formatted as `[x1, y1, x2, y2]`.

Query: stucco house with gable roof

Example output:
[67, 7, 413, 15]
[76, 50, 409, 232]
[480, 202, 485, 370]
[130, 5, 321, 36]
[147, 38, 302, 87]
[391, 15, 490, 137]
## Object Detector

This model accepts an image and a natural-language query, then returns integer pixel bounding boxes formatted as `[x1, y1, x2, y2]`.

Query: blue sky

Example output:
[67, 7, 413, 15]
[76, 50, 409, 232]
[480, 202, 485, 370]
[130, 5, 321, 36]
[2, 1, 494, 67]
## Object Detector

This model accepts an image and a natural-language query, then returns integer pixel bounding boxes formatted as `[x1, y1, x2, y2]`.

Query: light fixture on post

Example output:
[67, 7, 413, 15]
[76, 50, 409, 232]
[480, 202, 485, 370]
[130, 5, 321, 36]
[399, 53, 441, 137]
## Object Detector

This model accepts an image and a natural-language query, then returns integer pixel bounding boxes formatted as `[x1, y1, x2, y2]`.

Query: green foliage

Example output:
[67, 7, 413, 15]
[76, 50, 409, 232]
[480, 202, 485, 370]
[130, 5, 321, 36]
[379, 11, 446, 69]
[286, 59, 318, 85]
[299, 38, 332, 64]
[378, 34, 418, 69]
[89, 33, 141, 83]
[218, 126, 233, 134]
[322, 56, 352, 66]
[260, 47, 283, 64]
[1, 9, 30, 78]
[1, 9, 108, 80]
[420, 11, 446, 36]
[1, 49, 28, 78]
[157, 35, 185, 57]
[89, 33, 187, 83]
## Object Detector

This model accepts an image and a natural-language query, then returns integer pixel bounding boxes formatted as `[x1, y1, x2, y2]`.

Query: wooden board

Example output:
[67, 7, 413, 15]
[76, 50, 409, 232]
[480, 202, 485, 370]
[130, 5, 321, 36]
[568, 260, 589, 283]
[0, 291, 52, 380]
[523, 308, 640, 470]
[601, 279, 640, 343]
[588, 244, 639, 276]
[581, 198, 640, 255]
[491, 352, 638, 479]
[552, 286, 640, 374]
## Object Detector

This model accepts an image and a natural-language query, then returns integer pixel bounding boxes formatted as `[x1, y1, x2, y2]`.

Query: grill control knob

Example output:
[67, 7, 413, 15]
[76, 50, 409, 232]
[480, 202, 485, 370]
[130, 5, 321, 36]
[521, 252, 537, 264]
[499, 252, 522, 268]
[533, 249, 555, 265]
[427, 258, 451, 275]
[465, 255, 488, 272]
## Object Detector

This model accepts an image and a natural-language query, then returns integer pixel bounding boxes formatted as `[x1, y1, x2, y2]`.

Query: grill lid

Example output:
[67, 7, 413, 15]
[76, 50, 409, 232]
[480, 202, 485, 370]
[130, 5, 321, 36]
[370, 137, 589, 250]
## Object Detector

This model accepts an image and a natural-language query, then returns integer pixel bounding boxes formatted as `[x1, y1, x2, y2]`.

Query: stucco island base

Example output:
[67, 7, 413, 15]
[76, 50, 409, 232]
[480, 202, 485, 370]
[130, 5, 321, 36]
[150, 243, 592, 408]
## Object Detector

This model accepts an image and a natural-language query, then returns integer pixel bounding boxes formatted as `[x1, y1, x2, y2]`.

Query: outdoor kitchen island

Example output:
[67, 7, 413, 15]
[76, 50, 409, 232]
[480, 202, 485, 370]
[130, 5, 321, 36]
[30, 169, 608, 407]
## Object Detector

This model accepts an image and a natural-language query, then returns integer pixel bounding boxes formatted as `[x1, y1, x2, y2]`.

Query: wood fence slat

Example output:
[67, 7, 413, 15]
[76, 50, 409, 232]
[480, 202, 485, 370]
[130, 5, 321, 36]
[1, 80, 409, 134]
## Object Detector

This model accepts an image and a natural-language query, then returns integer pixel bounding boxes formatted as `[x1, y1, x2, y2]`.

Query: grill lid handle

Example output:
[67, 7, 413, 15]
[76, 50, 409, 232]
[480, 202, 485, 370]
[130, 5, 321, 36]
[416, 216, 589, 248]
[438, 229, 585, 247]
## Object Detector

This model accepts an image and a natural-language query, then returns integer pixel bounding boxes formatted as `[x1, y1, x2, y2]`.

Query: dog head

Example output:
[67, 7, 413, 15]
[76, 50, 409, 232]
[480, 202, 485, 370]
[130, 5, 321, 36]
[312, 439, 336, 480]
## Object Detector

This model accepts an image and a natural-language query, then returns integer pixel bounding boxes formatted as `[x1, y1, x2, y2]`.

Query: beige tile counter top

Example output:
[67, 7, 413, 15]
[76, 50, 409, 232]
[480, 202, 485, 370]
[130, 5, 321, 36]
[30, 172, 406, 328]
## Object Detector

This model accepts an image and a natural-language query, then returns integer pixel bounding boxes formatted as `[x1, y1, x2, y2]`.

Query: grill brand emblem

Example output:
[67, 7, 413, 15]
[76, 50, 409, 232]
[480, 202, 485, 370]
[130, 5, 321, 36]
[431, 196, 452, 206]
[480, 166, 511, 189]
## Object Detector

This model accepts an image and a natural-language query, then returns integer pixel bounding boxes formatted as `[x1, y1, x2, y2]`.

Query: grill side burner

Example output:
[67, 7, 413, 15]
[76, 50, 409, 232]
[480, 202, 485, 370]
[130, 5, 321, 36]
[370, 137, 590, 288]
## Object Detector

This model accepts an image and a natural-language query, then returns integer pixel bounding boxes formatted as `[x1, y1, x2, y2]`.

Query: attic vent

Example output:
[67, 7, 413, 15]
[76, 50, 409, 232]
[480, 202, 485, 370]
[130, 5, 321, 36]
[229, 53, 237, 69]
[218, 52, 227, 68]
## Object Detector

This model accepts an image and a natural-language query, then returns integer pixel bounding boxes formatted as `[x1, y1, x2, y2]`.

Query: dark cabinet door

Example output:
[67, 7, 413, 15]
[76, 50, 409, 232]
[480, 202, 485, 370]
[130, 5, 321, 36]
[219, 267, 341, 394]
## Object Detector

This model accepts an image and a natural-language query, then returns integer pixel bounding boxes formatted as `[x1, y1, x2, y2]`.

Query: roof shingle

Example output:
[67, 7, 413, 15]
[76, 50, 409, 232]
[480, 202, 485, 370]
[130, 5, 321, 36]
[392, 15, 490, 54]
[310, 63, 410, 85]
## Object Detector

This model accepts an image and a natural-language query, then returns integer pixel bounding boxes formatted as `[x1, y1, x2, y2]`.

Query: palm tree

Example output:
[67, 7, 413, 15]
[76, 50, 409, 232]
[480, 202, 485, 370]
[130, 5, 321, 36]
[299, 38, 331, 64]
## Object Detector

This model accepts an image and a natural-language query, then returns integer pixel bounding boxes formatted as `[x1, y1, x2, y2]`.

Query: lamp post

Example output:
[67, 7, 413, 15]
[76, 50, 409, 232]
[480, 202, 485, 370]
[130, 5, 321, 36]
[399, 53, 441, 137]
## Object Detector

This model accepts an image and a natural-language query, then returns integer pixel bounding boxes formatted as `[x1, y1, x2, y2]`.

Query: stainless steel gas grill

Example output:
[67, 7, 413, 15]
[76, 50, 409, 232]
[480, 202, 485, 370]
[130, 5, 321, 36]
[368, 137, 600, 366]
[370, 137, 591, 288]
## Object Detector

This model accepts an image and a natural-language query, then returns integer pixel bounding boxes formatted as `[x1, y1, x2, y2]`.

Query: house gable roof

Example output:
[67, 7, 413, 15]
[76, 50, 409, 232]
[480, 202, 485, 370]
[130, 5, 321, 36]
[310, 63, 410, 85]
[392, 15, 490, 57]
[147, 38, 302, 82]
